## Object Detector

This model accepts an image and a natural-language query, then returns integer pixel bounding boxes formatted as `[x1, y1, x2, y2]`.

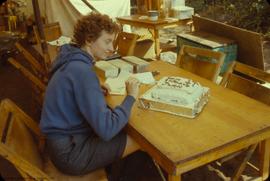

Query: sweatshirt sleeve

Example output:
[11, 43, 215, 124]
[71, 63, 135, 141]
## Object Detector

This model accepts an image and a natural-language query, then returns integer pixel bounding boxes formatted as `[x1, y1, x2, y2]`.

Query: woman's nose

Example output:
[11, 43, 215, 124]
[108, 42, 114, 52]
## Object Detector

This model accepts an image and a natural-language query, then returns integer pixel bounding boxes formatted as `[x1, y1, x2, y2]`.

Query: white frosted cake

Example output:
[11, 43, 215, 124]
[139, 76, 209, 118]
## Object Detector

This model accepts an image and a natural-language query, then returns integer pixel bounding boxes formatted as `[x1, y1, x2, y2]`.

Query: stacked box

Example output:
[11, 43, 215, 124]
[122, 56, 150, 73]
[170, 6, 194, 20]
[94, 61, 119, 78]
[177, 31, 237, 73]
[108, 59, 134, 73]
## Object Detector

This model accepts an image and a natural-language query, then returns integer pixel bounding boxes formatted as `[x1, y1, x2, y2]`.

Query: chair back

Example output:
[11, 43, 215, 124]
[176, 45, 225, 82]
[0, 99, 49, 180]
[114, 32, 138, 56]
[34, 22, 62, 44]
[220, 61, 270, 106]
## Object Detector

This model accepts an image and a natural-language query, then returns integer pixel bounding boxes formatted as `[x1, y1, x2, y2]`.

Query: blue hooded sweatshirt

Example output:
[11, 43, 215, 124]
[40, 44, 135, 141]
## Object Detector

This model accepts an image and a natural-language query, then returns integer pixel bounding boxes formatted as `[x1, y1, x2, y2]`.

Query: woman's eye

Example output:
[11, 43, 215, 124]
[106, 40, 112, 43]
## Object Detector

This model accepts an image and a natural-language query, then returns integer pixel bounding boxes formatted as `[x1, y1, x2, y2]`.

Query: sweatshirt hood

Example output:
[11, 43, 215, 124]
[50, 44, 94, 75]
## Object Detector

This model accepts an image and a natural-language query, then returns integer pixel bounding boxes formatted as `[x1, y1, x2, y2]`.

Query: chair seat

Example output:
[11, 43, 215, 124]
[44, 159, 108, 181]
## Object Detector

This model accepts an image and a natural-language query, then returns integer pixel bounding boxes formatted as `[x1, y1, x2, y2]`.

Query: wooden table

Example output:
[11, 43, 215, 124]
[116, 15, 190, 58]
[105, 61, 270, 181]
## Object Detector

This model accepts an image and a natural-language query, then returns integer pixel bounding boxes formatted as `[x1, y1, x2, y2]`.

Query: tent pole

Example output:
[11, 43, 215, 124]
[81, 0, 100, 13]
[32, 0, 50, 74]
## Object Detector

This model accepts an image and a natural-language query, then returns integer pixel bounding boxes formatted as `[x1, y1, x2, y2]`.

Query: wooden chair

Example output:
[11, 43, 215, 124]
[33, 22, 62, 68]
[33, 22, 62, 44]
[15, 39, 48, 80]
[11, 39, 50, 108]
[176, 45, 225, 83]
[215, 61, 270, 180]
[8, 57, 46, 107]
[114, 31, 139, 56]
[220, 61, 270, 106]
[0, 99, 108, 181]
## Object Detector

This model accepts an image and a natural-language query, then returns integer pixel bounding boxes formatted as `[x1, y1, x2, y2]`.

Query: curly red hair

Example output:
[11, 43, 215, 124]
[73, 13, 120, 47]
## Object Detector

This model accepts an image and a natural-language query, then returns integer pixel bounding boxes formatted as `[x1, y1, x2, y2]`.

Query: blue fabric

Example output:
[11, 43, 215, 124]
[40, 44, 135, 141]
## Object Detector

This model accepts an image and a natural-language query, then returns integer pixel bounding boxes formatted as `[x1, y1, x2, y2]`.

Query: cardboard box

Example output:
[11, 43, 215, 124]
[177, 31, 237, 73]
[122, 56, 150, 73]
[94, 61, 119, 78]
[170, 6, 194, 20]
[108, 59, 134, 73]
[171, 0, 185, 7]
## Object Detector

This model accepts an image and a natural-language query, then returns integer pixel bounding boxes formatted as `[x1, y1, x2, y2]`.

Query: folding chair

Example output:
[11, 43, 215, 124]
[220, 61, 270, 106]
[114, 31, 139, 56]
[33, 22, 62, 44]
[216, 61, 270, 180]
[0, 99, 108, 181]
[176, 45, 225, 83]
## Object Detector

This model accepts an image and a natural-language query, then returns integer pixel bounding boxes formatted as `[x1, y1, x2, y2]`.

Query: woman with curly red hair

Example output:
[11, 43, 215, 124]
[40, 13, 140, 175]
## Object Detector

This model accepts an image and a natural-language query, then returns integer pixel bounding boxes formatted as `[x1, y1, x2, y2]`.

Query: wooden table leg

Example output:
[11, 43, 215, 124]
[153, 29, 160, 58]
[232, 143, 258, 181]
[168, 174, 181, 181]
[259, 139, 270, 180]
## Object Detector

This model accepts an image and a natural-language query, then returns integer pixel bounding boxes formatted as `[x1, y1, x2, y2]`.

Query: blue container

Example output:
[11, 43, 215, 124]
[177, 31, 237, 74]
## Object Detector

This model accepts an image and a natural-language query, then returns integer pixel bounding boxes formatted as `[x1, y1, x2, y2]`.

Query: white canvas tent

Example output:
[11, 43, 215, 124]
[45, 0, 130, 37]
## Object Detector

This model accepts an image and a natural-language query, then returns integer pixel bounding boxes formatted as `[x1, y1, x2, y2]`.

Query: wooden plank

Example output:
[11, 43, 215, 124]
[193, 15, 264, 70]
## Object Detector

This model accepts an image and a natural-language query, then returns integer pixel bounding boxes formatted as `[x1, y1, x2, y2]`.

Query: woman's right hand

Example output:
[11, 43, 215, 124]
[126, 77, 140, 99]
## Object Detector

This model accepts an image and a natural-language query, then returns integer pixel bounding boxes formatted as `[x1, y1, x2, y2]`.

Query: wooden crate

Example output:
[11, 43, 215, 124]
[177, 31, 237, 74]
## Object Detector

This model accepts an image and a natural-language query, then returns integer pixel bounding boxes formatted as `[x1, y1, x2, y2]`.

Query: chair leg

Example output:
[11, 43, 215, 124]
[231, 144, 258, 181]
[259, 139, 270, 180]
[152, 159, 166, 181]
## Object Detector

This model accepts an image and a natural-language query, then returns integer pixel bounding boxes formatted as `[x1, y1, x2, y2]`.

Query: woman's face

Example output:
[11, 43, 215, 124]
[87, 30, 116, 60]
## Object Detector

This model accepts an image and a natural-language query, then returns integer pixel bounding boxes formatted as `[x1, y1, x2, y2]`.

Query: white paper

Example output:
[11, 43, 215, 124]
[131, 72, 156, 85]
[104, 70, 131, 95]
[104, 71, 155, 95]
[47, 36, 71, 46]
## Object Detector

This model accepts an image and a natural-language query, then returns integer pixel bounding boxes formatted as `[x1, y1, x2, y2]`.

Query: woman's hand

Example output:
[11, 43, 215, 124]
[126, 77, 140, 99]
[101, 84, 110, 96]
